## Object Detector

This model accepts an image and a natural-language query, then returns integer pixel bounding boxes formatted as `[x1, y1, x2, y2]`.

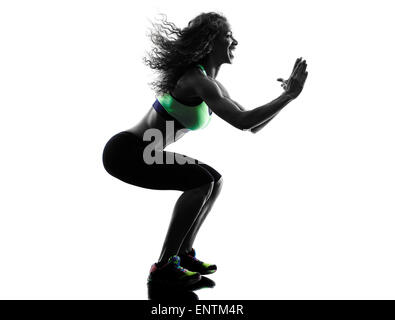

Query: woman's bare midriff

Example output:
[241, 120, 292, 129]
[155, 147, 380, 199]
[125, 73, 200, 149]
[125, 107, 189, 150]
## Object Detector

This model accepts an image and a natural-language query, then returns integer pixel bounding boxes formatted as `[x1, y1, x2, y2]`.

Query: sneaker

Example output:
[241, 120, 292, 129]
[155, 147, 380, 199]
[179, 249, 217, 275]
[147, 255, 201, 287]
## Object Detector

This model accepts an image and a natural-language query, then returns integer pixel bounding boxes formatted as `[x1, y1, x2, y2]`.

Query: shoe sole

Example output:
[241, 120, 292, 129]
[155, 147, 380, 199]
[201, 269, 217, 275]
[180, 266, 217, 275]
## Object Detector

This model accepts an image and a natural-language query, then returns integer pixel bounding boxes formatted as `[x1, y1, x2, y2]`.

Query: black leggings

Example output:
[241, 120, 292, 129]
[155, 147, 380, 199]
[102, 131, 222, 192]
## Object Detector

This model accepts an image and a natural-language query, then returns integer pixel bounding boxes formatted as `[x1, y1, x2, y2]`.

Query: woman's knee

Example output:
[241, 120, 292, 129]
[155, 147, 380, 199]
[202, 181, 215, 200]
[215, 176, 224, 190]
[199, 170, 223, 200]
[210, 176, 223, 199]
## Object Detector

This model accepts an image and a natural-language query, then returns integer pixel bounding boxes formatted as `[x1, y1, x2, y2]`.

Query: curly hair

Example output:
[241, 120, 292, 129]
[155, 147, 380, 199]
[143, 12, 229, 95]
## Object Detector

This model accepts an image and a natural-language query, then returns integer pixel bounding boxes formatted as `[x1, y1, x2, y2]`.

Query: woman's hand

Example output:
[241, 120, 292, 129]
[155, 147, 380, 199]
[277, 57, 308, 99]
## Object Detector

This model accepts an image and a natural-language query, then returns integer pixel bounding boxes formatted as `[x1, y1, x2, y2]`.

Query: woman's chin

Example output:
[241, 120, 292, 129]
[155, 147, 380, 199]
[225, 52, 234, 63]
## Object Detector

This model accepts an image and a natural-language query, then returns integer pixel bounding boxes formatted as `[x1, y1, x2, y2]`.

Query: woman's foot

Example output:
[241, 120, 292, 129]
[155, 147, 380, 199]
[147, 255, 201, 287]
[179, 248, 217, 275]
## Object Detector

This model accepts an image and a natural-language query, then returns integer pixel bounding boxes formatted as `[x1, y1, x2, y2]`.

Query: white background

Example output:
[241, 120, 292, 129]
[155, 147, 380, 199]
[1, 0, 394, 299]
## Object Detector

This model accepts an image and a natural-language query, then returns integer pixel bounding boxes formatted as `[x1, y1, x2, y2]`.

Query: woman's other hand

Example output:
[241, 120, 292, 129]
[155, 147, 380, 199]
[277, 57, 308, 99]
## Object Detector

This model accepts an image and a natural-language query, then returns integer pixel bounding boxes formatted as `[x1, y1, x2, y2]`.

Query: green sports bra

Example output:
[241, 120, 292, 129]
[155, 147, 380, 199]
[154, 65, 212, 131]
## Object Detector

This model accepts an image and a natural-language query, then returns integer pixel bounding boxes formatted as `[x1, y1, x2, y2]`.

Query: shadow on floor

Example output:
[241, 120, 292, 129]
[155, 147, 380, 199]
[147, 276, 216, 301]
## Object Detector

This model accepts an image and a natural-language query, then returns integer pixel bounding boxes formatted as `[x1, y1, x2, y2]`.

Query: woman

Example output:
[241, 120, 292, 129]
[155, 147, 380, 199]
[102, 12, 308, 287]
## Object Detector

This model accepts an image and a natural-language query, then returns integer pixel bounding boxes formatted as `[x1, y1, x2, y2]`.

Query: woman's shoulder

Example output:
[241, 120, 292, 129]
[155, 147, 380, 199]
[178, 68, 229, 100]
[174, 66, 206, 90]
[178, 65, 209, 87]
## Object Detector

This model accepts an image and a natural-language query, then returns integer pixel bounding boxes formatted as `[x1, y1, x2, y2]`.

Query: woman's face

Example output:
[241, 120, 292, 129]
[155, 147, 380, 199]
[211, 22, 238, 64]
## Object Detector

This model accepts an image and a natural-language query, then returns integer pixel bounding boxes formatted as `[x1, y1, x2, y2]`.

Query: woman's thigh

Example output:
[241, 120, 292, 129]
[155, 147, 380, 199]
[102, 131, 217, 192]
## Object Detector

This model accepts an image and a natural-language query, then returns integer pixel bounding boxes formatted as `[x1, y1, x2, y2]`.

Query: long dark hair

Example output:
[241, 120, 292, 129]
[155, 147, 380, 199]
[143, 12, 228, 95]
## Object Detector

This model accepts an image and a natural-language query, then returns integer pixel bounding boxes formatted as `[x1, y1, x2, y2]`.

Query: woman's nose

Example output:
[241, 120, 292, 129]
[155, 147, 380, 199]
[232, 37, 238, 46]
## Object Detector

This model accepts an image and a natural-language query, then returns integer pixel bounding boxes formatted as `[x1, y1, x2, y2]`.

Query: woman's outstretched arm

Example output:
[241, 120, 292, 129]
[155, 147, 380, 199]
[214, 79, 284, 133]
[191, 58, 308, 131]
[191, 76, 290, 130]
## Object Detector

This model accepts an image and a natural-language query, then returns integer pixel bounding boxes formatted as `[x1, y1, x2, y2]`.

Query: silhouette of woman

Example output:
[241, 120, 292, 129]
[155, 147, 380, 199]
[102, 12, 308, 287]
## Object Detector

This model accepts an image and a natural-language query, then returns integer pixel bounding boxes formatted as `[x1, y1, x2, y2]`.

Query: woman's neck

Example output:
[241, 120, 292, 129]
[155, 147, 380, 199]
[199, 58, 222, 79]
